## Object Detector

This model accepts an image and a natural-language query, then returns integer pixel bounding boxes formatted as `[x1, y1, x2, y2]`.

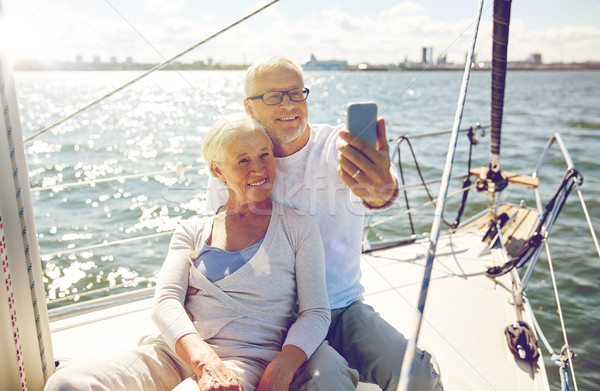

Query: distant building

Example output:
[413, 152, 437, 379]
[528, 53, 542, 65]
[302, 54, 348, 70]
[421, 47, 435, 64]
[125, 57, 133, 64]
[93, 56, 101, 64]
[76, 56, 83, 64]
[110, 57, 117, 64]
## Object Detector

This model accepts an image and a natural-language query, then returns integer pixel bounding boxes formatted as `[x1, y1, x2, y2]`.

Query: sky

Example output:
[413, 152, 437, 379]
[1, 0, 599, 66]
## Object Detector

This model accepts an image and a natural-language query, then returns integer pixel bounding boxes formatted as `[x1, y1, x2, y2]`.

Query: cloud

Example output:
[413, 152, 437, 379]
[4, 0, 599, 65]
[146, 0, 187, 15]
[383, 2, 426, 17]
[504, 18, 600, 63]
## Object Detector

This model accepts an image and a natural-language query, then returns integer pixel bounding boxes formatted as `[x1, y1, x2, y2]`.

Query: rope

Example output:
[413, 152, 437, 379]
[1, 216, 28, 390]
[451, 126, 479, 229]
[41, 230, 173, 258]
[397, 1, 484, 389]
[48, 278, 154, 305]
[367, 181, 475, 231]
[575, 187, 600, 260]
[1, 55, 50, 381]
[485, 168, 581, 278]
[23, 0, 281, 144]
[545, 239, 579, 391]
[394, 128, 479, 236]
[29, 164, 205, 193]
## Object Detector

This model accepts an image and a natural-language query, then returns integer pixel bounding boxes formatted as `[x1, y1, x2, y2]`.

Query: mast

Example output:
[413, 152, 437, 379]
[490, 0, 512, 173]
[483, 0, 512, 224]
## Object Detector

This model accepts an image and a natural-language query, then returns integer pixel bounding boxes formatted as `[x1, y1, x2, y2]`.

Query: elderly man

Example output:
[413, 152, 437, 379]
[207, 56, 442, 391]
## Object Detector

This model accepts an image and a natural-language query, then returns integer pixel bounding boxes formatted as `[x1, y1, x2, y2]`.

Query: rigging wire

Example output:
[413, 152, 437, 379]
[397, 0, 485, 389]
[366, 182, 476, 231]
[41, 231, 173, 259]
[575, 187, 600, 260]
[29, 164, 204, 193]
[544, 239, 579, 391]
[23, 0, 281, 145]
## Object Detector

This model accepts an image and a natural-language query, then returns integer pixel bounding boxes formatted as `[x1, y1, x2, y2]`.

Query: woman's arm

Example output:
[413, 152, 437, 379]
[152, 221, 199, 349]
[152, 219, 243, 390]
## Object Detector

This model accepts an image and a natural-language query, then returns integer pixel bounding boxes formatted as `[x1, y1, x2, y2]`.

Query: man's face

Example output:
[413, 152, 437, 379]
[244, 66, 309, 156]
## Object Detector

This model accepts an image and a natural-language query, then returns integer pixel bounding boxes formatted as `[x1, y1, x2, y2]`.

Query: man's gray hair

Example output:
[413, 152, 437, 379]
[243, 56, 304, 97]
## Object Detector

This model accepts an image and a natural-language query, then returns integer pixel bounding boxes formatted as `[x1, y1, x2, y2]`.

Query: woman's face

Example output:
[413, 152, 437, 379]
[214, 130, 276, 208]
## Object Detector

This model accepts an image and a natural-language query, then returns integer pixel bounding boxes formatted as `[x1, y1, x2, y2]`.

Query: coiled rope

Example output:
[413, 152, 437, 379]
[397, 1, 485, 389]
[1, 215, 27, 390]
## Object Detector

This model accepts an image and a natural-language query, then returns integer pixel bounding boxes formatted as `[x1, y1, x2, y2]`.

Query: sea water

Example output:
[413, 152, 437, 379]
[14, 69, 600, 389]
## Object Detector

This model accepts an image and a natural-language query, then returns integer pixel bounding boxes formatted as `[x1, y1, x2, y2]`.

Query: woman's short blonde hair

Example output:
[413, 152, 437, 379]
[202, 114, 271, 178]
[243, 56, 304, 97]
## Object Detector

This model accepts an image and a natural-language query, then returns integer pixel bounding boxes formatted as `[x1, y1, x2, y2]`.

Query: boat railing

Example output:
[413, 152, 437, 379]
[520, 132, 599, 289]
[38, 120, 486, 308]
[362, 123, 486, 252]
[32, 164, 202, 260]
[513, 132, 598, 391]
[364, 127, 598, 391]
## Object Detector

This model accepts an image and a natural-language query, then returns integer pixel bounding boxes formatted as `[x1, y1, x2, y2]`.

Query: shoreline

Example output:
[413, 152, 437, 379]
[13, 61, 600, 72]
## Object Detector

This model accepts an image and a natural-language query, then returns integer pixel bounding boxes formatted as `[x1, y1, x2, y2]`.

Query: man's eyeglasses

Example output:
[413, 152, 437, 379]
[247, 88, 309, 106]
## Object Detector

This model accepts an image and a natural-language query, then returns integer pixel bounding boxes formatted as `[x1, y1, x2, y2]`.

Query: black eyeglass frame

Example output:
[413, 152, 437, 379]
[247, 88, 310, 106]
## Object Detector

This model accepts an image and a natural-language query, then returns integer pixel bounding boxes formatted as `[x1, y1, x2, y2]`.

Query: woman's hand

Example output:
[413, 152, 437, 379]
[176, 334, 243, 390]
[195, 358, 244, 391]
[256, 345, 307, 391]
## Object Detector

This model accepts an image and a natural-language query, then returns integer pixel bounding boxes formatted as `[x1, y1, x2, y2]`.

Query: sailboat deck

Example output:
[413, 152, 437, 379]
[49, 207, 549, 390]
[359, 227, 549, 390]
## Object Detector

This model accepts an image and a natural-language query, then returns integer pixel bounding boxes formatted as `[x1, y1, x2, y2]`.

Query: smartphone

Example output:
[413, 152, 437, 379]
[346, 102, 378, 147]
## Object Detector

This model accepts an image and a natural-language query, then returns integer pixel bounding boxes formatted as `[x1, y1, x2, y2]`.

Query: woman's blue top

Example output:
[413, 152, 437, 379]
[194, 238, 264, 282]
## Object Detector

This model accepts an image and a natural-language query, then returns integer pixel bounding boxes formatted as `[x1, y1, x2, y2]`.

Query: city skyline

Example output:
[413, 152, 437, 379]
[2, 0, 600, 66]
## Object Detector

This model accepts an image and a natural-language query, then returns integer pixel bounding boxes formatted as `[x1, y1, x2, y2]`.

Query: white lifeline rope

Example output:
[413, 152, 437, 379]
[575, 187, 600, 260]
[396, 0, 485, 389]
[544, 239, 579, 391]
[1, 215, 28, 390]
[0, 60, 50, 379]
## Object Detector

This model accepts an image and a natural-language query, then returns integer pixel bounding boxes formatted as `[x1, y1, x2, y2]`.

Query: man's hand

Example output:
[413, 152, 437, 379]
[256, 345, 307, 391]
[337, 118, 398, 208]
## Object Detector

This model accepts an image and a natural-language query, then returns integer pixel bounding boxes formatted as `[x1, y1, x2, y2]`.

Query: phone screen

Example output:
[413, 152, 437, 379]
[346, 102, 377, 147]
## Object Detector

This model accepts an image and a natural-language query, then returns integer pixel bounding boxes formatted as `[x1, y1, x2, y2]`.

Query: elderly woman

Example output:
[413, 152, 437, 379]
[44, 115, 333, 391]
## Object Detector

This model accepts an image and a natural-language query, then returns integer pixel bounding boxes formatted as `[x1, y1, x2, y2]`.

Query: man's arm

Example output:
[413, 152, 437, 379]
[336, 118, 398, 209]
